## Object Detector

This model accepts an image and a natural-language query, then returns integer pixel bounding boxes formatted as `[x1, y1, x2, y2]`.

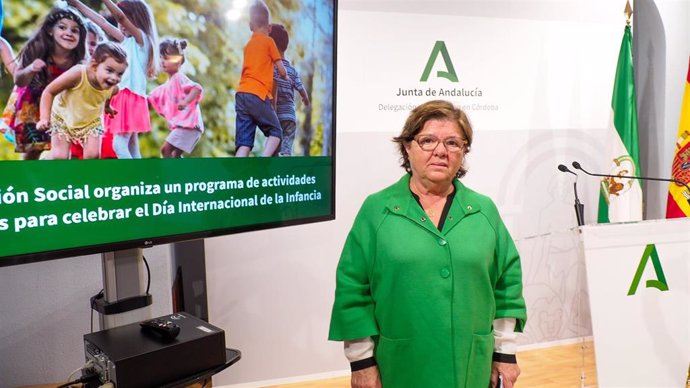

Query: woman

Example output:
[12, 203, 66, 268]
[329, 100, 527, 388]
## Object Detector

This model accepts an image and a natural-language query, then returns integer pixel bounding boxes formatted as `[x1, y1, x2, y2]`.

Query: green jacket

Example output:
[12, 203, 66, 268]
[329, 175, 526, 388]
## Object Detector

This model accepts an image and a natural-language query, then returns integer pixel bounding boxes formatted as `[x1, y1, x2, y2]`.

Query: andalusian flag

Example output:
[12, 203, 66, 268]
[598, 24, 643, 223]
[666, 58, 690, 218]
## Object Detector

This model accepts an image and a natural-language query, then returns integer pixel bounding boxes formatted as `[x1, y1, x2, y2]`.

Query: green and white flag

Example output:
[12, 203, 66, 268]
[598, 24, 643, 223]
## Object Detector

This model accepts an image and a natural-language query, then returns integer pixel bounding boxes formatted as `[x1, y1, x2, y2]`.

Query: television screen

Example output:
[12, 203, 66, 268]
[0, 0, 336, 266]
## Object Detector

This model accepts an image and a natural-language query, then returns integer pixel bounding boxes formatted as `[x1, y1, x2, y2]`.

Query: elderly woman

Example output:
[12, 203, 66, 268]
[329, 100, 527, 388]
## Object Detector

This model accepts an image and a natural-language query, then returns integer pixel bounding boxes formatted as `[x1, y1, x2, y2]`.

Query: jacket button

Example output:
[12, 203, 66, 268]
[438, 239, 447, 246]
[466, 205, 473, 211]
[440, 268, 450, 278]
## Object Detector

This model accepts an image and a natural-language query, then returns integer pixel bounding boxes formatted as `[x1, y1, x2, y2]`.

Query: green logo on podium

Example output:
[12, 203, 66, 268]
[420, 41, 458, 82]
[627, 244, 669, 295]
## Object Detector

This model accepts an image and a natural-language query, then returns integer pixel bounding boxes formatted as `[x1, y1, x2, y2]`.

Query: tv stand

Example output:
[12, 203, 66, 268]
[78, 349, 241, 388]
[159, 348, 241, 388]
[96, 248, 154, 329]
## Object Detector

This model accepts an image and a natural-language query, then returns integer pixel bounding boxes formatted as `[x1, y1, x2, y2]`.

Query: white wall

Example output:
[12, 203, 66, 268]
[206, 0, 690, 386]
[0, 246, 172, 388]
[206, 132, 401, 386]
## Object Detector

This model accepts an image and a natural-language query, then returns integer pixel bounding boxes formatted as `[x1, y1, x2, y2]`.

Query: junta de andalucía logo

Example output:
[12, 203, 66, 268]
[627, 243, 669, 296]
[420, 41, 458, 82]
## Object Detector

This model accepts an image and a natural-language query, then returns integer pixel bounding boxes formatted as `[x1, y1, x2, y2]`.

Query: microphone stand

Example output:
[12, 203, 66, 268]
[558, 164, 586, 226]
[571, 161, 690, 207]
[573, 181, 585, 226]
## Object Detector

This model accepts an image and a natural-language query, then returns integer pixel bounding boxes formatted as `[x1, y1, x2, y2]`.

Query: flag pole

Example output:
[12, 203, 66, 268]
[624, 0, 633, 26]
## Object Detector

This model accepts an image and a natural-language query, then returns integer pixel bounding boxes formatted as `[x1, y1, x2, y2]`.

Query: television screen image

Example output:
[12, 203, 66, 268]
[0, 0, 336, 266]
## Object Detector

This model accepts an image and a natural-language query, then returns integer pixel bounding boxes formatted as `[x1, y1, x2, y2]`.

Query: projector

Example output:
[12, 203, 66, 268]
[83, 312, 226, 388]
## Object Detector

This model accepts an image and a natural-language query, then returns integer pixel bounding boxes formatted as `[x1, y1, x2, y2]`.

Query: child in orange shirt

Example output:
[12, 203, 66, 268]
[234, 0, 287, 157]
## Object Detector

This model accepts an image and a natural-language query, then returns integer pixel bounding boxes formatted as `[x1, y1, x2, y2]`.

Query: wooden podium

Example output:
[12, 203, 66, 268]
[579, 218, 690, 388]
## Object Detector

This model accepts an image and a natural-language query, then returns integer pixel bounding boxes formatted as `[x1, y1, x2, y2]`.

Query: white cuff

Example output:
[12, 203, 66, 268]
[344, 337, 375, 362]
[493, 318, 517, 354]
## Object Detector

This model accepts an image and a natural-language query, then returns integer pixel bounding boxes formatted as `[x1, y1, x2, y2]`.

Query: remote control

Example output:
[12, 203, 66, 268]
[139, 318, 180, 340]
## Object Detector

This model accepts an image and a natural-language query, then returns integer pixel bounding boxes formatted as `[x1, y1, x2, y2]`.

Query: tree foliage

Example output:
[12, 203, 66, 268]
[0, 0, 334, 159]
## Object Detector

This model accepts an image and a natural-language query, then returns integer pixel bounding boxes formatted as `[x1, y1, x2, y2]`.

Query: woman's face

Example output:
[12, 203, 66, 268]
[51, 18, 81, 52]
[404, 118, 466, 185]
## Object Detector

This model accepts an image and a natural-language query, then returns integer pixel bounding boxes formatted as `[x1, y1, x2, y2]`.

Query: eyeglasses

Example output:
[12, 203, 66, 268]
[413, 135, 466, 153]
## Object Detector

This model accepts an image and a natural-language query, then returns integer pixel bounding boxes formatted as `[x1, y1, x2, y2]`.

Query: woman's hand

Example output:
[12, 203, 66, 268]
[351, 365, 382, 388]
[490, 361, 520, 388]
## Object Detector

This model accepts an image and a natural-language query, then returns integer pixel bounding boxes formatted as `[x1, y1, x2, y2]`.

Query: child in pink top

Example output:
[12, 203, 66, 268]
[148, 38, 203, 158]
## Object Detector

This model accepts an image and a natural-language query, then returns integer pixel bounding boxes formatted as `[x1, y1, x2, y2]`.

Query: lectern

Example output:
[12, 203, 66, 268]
[579, 218, 690, 388]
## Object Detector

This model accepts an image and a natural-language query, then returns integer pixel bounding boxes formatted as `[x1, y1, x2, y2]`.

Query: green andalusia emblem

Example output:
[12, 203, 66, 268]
[420, 41, 458, 82]
[627, 244, 669, 295]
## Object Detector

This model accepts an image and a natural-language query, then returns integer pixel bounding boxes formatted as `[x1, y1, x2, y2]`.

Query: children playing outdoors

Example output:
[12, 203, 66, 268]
[268, 23, 309, 156]
[36, 42, 127, 160]
[4, 7, 86, 160]
[68, 0, 158, 159]
[70, 19, 107, 159]
[148, 38, 204, 158]
[234, 0, 288, 157]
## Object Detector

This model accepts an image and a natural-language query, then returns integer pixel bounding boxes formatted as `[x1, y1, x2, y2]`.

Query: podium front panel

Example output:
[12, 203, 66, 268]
[580, 218, 690, 388]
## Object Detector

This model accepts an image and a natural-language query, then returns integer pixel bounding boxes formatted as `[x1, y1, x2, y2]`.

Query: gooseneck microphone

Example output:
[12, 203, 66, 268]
[571, 161, 690, 206]
[557, 164, 585, 226]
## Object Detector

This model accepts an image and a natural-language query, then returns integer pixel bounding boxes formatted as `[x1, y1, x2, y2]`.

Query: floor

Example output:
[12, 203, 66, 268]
[24, 340, 690, 387]
[267, 340, 599, 388]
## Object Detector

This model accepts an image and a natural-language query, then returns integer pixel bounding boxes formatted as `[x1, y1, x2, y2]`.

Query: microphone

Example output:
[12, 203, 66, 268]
[557, 164, 585, 226]
[572, 161, 690, 206]
[558, 164, 575, 176]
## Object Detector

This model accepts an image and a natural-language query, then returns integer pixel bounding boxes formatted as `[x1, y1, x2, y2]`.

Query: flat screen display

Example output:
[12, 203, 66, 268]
[0, 0, 336, 266]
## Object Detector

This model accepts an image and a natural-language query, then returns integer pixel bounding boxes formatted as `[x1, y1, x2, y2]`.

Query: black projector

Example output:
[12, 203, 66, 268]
[83, 312, 227, 388]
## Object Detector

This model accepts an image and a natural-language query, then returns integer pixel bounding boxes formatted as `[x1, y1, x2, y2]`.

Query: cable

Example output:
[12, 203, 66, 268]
[56, 360, 97, 388]
[142, 255, 151, 295]
[65, 360, 93, 384]
[91, 289, 103, 333]
[55, 373, 99, 388]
